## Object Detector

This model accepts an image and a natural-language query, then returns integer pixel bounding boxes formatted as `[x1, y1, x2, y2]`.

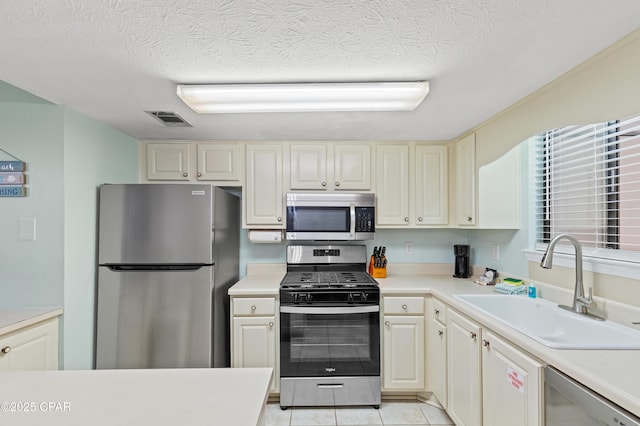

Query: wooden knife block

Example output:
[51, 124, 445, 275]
[368, 255, 387, 278]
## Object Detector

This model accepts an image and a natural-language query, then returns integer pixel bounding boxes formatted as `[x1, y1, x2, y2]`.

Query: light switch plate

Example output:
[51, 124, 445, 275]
[19, 217, 36, 241]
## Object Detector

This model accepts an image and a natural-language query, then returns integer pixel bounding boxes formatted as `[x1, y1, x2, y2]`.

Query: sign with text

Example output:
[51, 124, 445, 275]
[0, 161, 24, 172]
[0, 186, 25, 197]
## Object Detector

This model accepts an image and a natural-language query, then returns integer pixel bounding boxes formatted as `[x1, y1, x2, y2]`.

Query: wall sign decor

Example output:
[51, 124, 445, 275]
[0, 148, 26, 197]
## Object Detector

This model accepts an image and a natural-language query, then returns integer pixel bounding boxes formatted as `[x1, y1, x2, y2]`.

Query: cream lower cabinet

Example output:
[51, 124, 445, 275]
[446, 309, 482, 426]
[231, 297, 278, 393]
[381, 296, 425, 391]
[426, 298, 447, 408]
[482, 330, 543, 426]
[0, 317, 58, 371]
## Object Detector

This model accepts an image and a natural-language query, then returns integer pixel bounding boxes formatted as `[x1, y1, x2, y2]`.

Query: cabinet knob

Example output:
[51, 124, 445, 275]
[277, 217, 282, 222]
[434, 309, 440, 316]
[404, 217, 409, 222]
[1, 346, 11, 354]
[467, 216, 472, 222]
[384, 321, 390, 326]
[322, 181, 327, 187]
[197, 172, 202, 177]
[402, 304, 408, 310]
[483, 339, 490, 347]
[183, 172, 188, 178]
[418, 217, 423, 222]
[469, 331, 477, 339]
[438, 330, 444, 337]
[251, 305, 257, 311]
[269, 322, 274, 328]
[335, 182, 340, 187]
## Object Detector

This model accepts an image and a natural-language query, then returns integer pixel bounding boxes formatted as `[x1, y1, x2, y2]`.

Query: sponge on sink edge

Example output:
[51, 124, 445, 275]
[502, 278, 524, 286]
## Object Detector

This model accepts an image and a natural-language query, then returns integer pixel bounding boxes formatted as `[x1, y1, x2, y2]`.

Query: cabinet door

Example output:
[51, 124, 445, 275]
[456, 134, 476, 226]
[197, 143, 241, 182]
[382, 315, 425, 390]
[482, 331, 543, 426]
[334, 144, 371, 190]
[426, 316, 447, 408]
[245, 144, 284, 226]
[0, 318, 58, 371]
[415, 145, 448, 225]
[447, 309, 482, 426]
[376, 145, 410, 225]
[232, 316, 278, 393]
[146, 143, 190, 180]
[290, 145, 328, 190]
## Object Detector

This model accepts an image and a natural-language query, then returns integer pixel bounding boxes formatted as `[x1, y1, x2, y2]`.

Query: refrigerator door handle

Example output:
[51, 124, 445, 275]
[104, 264, 207, 272]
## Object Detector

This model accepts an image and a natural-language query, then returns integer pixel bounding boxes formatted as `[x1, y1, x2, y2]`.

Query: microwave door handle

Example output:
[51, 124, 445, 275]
[350, 203, 356, 238]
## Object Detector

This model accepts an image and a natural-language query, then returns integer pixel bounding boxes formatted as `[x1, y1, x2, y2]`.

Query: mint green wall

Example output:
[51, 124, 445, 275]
[239, 228, 470, 277]
[0, 102, 65, 307]
[63, 109, 138, 369]
[0, 80, 138, 370]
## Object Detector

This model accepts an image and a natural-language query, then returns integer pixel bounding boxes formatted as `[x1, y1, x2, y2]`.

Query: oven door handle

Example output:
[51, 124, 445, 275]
[280, 305, 379, 314]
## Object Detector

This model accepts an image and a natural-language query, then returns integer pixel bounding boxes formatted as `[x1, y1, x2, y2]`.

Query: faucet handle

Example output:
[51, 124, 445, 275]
[577, 287, 594, 306]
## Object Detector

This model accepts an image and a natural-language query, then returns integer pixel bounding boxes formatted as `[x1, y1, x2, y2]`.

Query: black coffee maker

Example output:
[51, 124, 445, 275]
[453, 245, 470, 278]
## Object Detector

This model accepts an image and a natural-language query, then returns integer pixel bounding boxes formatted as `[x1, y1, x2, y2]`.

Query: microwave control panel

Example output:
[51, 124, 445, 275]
[355, 207, 375, 232]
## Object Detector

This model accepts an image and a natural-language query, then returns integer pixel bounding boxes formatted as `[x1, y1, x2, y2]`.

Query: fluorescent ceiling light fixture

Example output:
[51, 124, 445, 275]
[176, 81, 429, 113]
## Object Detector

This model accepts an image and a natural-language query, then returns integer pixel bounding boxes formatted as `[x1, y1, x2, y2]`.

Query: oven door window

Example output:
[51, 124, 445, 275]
[286, 207, 350, 232]
[280, 310, 380, 377]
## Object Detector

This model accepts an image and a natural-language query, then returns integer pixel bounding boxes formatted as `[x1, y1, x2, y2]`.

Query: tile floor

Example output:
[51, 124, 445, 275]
[263, 400, 454, 426]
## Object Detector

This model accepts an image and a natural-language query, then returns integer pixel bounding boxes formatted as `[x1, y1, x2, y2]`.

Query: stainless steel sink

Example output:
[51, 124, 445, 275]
[453, 294, 640, 349]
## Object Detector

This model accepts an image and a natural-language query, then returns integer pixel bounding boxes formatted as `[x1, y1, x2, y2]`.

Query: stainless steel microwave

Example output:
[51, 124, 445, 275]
[285, 192, 375, 241]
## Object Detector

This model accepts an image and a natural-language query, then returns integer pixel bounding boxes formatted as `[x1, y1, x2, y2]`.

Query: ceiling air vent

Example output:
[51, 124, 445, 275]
[145, 111, 192, 127]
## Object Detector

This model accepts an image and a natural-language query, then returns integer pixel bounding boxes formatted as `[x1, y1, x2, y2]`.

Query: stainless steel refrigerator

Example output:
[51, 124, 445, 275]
[95, 184, 240, 369]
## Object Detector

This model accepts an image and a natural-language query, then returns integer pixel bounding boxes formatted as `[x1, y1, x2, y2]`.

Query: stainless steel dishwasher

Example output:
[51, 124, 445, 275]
[545, 366, 640, 426]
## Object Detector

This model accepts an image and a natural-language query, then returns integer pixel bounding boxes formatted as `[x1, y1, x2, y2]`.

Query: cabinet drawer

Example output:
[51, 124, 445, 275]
[432, 298, 447, 323]
[233, 298, 276, 316]
[383, 297, 424, 315]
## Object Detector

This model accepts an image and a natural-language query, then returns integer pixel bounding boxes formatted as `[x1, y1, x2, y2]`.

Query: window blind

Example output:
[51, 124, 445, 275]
[534, 113, 640, 259]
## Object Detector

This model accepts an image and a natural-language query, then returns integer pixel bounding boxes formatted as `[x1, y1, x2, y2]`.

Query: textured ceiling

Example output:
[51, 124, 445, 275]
[1, 1, 640, 141]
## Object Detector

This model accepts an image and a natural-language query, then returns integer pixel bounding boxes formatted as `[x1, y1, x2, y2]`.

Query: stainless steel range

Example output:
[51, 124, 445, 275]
[279, 245, 381, 409]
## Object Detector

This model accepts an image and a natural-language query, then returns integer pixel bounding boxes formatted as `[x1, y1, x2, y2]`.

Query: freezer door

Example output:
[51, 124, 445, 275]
[98, 184, 213, 265]
[96, 266, 214, 369]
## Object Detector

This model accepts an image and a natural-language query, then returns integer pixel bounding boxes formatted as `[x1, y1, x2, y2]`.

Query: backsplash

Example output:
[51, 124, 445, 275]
[239, 228, 470, 278]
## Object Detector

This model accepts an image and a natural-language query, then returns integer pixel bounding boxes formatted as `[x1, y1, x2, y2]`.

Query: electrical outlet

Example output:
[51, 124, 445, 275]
[491, 244, 500, 260]
[405, 241, 414, 255]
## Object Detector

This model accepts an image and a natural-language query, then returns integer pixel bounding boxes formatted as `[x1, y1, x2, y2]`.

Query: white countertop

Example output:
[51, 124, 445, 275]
[229, 268, 640, 417]
[0, 368, 272, 426]
[0, 307, 63, 336]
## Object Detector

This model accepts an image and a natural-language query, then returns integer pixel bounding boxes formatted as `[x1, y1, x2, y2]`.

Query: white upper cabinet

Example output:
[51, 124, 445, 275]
[333, 144, 371, 190]
[376, 144, 448, 227]
[144, 142, 243, 184]
[415, 145, 448, 225]
[245, 144, 284, 227]
[290, 145, 328, 190]
[146, 143, 190, 180]
[455, 134, 476, 226]
[196, 143, 242, 182]
[376, 145, 410, 225]
[289, 143, 371, 191]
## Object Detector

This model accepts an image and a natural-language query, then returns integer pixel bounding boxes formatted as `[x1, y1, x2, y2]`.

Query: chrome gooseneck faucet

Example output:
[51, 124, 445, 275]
[540, 234, 604, 320]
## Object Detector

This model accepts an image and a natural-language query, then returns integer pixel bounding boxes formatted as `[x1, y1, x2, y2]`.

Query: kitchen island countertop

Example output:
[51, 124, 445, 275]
[229, 265, 640, 418]
[0, 367, 272, 426]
